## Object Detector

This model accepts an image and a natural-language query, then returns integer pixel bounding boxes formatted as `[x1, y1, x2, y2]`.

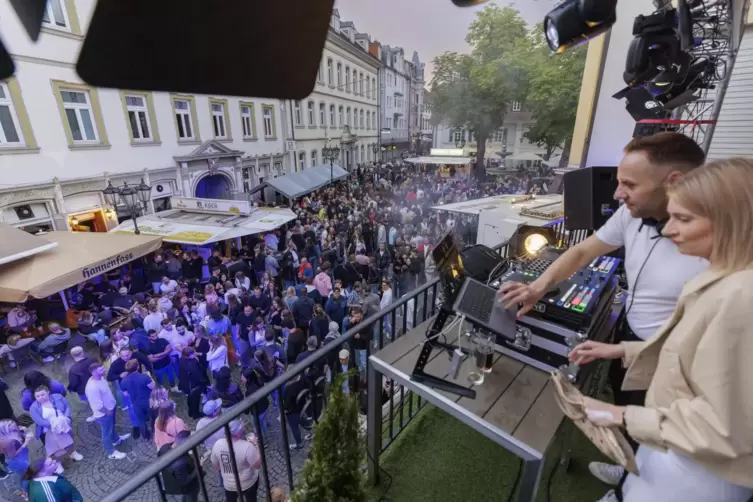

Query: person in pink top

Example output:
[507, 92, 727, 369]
[153, 400, 187, 450]
[313, 262, 333, 297]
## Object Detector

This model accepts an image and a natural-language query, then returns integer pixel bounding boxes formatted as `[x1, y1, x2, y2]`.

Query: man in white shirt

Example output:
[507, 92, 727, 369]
[211, 419, 262, 501]
[160, 276, 179, 295]
[499, 132, 708, 490]
[196, 399, 226, 455]
[84, 362, 130, 459]
[143, 303, 166, 334]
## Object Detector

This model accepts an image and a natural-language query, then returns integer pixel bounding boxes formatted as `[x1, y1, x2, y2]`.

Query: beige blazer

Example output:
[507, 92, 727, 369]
[621, 268, 753, 487]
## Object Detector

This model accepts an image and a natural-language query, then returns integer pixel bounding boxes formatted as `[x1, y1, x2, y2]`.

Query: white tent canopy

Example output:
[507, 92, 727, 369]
[266, 164, 348, 199]
[432, 195, 536, 215]
[111, 197, 296, 245]
[404, 156, 473, 165]
[507, 152, 544, 162]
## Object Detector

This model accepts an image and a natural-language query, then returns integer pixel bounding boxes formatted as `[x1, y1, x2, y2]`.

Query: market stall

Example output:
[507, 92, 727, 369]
[110, 197, 296, 245]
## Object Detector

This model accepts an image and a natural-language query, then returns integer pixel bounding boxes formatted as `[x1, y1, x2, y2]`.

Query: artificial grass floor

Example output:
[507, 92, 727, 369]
[368, 404, 613, 502]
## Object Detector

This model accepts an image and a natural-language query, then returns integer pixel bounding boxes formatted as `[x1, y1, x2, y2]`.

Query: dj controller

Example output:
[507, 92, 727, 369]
[496, 255, 621, 331]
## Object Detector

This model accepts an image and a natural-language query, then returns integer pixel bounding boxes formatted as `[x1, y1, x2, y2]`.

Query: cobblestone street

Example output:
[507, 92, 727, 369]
[0, 351, 310, 502]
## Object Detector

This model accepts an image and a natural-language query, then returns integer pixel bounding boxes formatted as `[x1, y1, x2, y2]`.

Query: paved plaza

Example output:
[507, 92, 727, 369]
[0, 350, 310, 502]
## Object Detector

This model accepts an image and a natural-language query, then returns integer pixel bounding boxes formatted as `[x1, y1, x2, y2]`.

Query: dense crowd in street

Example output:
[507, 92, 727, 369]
[0, 160, 544, 501]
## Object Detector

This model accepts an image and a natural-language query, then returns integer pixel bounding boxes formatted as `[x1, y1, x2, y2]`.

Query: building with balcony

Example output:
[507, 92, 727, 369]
[373, 44, 427, 159]
[0, 0, 287, 233]
[432, 102, 548, 167]
[285, 10, 381, 174]
[420, 90, 434, 154]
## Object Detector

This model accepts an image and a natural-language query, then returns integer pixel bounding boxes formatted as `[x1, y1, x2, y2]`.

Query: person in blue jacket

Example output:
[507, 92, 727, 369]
[21, 371, 66, 412]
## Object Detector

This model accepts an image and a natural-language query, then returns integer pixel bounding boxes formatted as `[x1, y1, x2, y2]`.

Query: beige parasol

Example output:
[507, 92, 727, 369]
[0, 231, 163, 302]
[0, 223, 59, 266]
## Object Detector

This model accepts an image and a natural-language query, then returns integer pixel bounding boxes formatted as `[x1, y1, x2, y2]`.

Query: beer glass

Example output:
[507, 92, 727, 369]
[468, 332, 494, 384]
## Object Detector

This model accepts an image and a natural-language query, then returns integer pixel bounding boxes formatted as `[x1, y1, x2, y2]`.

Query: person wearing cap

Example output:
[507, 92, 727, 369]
[113, 286, 136, 311]
[335, 349, 358, 395]
[210, 419, 262, 501]
[195, 398, 226, 453]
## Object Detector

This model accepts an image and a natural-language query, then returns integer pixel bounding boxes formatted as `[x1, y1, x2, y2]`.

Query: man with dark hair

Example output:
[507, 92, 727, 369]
[499, 132, 709, 490]
[158, 430, 200, 502]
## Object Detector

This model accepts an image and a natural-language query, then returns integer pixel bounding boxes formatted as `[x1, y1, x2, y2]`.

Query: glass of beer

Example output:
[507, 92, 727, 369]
[468, 332, 494, 385]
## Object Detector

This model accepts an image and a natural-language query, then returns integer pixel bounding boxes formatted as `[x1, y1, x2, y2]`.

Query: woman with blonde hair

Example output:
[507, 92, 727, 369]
[570, 158, 753, 502]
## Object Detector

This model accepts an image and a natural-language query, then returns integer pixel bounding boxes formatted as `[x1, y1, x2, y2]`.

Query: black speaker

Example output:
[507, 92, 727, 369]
[564, 166, 619, 230]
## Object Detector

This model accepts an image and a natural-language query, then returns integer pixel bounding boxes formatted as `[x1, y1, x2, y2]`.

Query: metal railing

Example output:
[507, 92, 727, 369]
[103, 277, 445, 501]
[104, 226, 592, 501]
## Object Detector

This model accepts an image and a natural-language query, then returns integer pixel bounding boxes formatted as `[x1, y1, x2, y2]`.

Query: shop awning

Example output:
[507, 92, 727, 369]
[0, 224, 59, 266]
[110, 206, 297, 245]
[404, 156, 473, 165]
[266, 164, 348, 199]
[0, 231, 163, 302]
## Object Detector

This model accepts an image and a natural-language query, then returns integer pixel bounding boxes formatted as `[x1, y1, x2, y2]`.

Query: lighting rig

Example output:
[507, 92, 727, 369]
[543, 0, 738, 143]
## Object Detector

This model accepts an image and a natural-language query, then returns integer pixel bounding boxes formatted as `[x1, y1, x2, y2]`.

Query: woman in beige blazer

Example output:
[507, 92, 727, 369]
[570, 158, 753, 502]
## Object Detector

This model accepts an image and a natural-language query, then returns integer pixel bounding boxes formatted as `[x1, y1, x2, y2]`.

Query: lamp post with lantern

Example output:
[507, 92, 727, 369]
[102, 178, 151, 235]
[322, 142, 341, 187]
[371, 143, 378, 164]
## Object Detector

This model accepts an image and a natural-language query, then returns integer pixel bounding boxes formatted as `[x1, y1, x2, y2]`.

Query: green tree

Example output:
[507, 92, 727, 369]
[523, 26, 587, 165]
[430, 4, 531, 179]
[292, 371, 365, 502]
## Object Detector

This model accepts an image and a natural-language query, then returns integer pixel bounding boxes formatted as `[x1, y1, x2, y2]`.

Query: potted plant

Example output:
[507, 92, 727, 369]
[293, 371, 366, 502]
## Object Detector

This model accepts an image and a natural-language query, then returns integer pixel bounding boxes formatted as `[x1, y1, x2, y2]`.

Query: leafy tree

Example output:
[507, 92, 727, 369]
[430, 5, 531, 179]
[523, 26, 586, 165]
[292, 371, 365, 502]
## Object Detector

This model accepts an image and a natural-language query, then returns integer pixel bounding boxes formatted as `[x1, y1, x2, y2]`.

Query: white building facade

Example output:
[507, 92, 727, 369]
[433, 102, 549, 165]
[0, 0, 287, 233]
[286, 10, 381, 174]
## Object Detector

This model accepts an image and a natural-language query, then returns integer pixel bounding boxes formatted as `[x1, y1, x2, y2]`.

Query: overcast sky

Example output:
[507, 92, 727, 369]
[335, 0, 559, 81]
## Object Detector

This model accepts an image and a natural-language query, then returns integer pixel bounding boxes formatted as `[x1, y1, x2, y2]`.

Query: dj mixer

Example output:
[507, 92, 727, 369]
[496, 255, 621, 330]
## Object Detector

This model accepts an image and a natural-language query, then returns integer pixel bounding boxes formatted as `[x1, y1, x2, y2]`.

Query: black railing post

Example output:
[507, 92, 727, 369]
[253, 407, 272, 501]
[366, 361, 382, 485]
[224, 424, 245, 502]
[277, 389, 295, 491]
[191, 446, 210, 502]
[155, 476, 167, 502]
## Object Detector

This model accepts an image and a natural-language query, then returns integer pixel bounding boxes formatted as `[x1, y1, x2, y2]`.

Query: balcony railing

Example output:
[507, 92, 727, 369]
[103, 219, 586, 501]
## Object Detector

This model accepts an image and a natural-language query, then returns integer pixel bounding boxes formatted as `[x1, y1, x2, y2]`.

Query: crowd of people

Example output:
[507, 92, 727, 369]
[0, 161, 545, 501]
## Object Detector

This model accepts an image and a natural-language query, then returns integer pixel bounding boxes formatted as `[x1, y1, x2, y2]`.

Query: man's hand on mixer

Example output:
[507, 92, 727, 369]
[497, 281, 547, 318]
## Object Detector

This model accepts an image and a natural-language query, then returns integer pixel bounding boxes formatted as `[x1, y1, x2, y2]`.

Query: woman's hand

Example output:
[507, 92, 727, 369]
[569, 341, 625, 365]
[582, 397, 625, 428]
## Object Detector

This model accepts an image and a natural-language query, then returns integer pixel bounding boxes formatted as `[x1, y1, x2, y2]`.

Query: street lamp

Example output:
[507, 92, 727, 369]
[102, 178, 151, 235]
[371, 143, 378, 163]
[322, 143, 340, 186]
[390, 141, 397, 161]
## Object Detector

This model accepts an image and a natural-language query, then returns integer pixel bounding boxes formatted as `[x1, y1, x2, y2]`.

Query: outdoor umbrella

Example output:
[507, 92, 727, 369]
[0, 231, 163, 302]
[0, 223, 59, 266]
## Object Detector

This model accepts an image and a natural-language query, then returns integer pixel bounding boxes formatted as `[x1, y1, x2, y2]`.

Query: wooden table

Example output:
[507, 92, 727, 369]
[366, 308, 621, 501]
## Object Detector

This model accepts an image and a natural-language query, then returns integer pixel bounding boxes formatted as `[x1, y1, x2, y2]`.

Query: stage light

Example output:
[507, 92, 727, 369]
[524, 233, 549, 255]
[543, 0, 618, 54]
[510, 225, 558, 259]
